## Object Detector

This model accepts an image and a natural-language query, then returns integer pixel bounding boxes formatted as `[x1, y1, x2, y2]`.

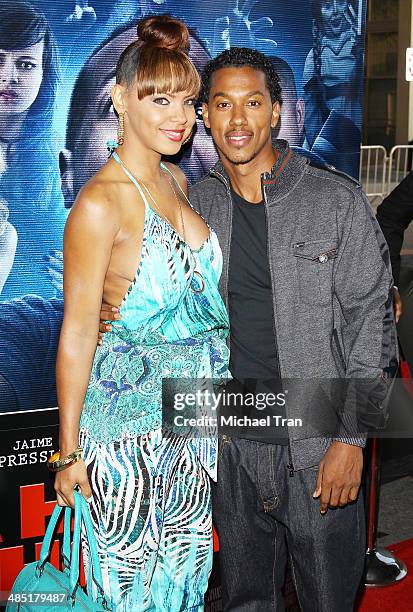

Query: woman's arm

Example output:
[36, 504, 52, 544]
[55, 184, 118, 506]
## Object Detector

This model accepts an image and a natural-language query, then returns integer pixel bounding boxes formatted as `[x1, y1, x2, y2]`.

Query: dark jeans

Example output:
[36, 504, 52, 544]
[212, 437, 365, 612]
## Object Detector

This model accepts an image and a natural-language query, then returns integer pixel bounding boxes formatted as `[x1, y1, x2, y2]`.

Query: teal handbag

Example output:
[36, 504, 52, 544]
[6, 491, 111, 611]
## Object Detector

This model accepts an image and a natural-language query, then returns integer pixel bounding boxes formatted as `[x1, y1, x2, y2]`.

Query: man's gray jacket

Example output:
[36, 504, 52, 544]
[189, 140, 398, 470]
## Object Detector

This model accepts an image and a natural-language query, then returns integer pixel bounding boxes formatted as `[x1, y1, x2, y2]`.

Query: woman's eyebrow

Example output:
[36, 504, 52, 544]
[16, 54, 39, 61]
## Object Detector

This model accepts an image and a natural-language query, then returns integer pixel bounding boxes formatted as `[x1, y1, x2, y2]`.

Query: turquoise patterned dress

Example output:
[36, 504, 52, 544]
[79, 152, 230, 611]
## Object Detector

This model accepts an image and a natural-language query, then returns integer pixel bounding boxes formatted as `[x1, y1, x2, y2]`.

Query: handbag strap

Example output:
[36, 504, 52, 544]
[38, 502, 66, 568]
[68, 491, 83, 597]
[37, 493, 109, 608]
[69, 493, 109, 607]
[78, 496, 108, 605]
[62, 505, 72, 570]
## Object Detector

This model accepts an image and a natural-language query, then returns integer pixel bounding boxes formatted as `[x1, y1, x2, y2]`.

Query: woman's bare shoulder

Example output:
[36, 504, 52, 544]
[69, 161, 125, 217]
[66, 173, 122, 241]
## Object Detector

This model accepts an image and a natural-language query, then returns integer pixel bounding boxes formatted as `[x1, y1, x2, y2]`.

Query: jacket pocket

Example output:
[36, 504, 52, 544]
[292, 239, 337, 306]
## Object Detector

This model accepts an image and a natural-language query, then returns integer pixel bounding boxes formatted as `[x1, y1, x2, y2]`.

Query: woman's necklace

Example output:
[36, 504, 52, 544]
[114, 153, 205, 294]
[114, 154, 186, 243]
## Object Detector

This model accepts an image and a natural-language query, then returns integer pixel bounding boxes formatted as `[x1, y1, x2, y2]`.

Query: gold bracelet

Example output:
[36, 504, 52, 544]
[47, 447, 83, 472]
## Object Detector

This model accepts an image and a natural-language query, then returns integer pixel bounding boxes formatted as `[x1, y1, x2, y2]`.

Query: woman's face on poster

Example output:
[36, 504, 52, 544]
[320, 0, 347, 37]
[0, 39, 44, 116]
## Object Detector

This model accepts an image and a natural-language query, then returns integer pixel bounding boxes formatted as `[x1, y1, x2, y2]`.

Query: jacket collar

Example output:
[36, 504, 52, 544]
[209, 139, 309, 205]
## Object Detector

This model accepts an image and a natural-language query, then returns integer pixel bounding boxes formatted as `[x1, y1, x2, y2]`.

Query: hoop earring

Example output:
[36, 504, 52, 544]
[118, 112, 125, 145]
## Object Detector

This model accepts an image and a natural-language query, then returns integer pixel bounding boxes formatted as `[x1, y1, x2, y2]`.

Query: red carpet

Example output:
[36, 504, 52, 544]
[357, 539, 413, 611]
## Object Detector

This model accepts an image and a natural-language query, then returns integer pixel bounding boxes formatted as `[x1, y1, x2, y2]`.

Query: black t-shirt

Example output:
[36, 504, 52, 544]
[227, 188, 287, 444]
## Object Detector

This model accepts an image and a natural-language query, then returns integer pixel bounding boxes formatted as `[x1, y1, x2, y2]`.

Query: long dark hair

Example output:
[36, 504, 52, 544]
[0, 2, 62, 215]
[0, 0, 59, 120]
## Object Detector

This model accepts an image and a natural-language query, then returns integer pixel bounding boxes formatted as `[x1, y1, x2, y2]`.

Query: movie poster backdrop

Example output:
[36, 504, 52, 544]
[0, 0, 367, 606]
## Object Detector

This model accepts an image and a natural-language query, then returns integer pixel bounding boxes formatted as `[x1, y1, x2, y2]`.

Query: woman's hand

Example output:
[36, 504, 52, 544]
[54, 460, 92, 508]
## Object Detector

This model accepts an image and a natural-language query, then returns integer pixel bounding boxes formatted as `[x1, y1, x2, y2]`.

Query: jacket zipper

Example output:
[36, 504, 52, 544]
[262, 173, 295, 477]
[212, 167, 295, 476]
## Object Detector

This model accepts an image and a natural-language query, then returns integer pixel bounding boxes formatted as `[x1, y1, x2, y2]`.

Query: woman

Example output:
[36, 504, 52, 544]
[53, 15, 229, 612]
[0, 1, 67, 299]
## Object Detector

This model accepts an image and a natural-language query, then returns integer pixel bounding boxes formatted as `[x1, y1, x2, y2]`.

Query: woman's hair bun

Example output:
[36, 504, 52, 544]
[137, 15, 189, 52]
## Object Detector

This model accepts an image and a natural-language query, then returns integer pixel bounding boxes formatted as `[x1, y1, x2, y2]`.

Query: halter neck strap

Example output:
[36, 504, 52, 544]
[160, 162, 191, 207]
[112, 151, 150, 211]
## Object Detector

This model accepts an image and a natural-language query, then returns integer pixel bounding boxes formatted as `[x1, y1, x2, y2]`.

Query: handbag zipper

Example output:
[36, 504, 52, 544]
[42, 565, 90, 610]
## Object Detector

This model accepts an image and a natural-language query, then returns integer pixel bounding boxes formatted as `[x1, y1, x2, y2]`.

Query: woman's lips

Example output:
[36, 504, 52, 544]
[160, 129, 185, 142]
[0, 90, 18, 102]
[225, 131, 253, 147]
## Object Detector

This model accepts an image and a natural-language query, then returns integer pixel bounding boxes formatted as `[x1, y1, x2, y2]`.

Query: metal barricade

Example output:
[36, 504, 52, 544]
[359, 145, 387, 200]
[387, 145, 413, 194]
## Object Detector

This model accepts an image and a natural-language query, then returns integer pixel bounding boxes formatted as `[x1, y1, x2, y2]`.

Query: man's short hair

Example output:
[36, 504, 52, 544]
[199, 47, 282, 105]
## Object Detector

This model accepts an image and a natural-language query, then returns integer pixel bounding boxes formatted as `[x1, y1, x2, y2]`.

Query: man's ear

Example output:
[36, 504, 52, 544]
[296, 98, 305, 142]
[202, 103, 210, 129]
[59, 149, 74, 209]
[271, 101, 281, 129]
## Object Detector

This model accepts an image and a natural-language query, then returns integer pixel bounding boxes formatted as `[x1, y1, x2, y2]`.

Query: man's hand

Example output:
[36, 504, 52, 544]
[313, 441, 363, 514]
[393, 287, 403, 323]
[98, 303, 121, 345]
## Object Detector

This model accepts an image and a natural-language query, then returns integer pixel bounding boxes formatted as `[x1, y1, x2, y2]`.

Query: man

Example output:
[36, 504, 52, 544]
[193, 47, 396, 611]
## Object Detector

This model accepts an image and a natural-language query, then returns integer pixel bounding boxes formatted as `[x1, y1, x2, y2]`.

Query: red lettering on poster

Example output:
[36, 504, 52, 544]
[20, 483, 58, 539]
[213, 526, 219, 552]
[0, 546, 24, 592]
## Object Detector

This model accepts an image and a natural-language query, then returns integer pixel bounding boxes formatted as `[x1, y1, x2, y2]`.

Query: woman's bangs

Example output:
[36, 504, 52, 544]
[136, 51, 200, 99]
